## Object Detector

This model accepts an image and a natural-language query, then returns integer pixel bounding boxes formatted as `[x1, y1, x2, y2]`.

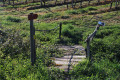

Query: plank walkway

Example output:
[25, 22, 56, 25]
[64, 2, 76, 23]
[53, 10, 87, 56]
[54, 45, 86, 72]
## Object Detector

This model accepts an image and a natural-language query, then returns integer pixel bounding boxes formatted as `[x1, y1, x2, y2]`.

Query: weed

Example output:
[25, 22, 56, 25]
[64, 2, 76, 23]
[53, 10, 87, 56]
[66, 10, 79, 15]
[6, 16, 21, 22]
[61, 15, 70, 19]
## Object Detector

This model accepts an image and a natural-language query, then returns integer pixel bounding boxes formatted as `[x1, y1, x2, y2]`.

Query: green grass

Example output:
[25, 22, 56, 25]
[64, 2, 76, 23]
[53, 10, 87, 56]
[0, 1, 120, 80]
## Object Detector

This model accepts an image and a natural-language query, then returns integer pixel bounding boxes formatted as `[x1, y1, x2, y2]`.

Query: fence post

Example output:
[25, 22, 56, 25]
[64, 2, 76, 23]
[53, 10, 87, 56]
[86, 39, 90, 60]
[85, 21, 105, 62]
[28, 13, 38, 65]
[59, 23, 62, 39]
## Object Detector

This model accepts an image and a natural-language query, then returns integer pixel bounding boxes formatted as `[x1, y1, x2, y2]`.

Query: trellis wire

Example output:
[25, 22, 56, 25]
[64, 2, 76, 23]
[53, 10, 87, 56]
[35, 24, 59, 32]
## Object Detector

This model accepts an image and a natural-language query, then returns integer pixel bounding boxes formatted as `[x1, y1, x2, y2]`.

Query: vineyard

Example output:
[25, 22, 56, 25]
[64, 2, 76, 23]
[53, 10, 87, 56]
[1, 0, 120, 9]
[0, 0, 120, 80]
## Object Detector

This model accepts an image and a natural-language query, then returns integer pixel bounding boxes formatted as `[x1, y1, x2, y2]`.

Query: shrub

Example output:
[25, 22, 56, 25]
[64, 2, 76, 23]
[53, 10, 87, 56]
[88, 7, 97, 11]
[62, 25, 83, 44]
[61, 15, 70, 19]
[6, 16, 21, 22]
[88, 11, 98, 15]
[44, 13, 53, 18]
[39, 13, 60, 19]
[72, 59, 120, 80]
[0, 30, 30, 58]
[79, 9, 87, 13]
[66, 10, 79, 15]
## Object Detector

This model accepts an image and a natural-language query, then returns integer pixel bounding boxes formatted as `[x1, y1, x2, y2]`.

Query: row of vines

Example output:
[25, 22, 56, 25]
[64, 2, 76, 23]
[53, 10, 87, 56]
[1, 0, 120, 9]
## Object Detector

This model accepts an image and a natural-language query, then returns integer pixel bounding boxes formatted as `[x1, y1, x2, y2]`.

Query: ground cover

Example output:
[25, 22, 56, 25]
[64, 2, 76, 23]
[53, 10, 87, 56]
[0, 1, 120, 79]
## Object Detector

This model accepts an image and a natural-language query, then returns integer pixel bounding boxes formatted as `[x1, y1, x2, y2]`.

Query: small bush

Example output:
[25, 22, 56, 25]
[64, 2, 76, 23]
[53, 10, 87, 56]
[61, 15, 70, 19]
[79, 9, 87, 13]
[62, 25, 83, 44]
[40, 13, 60, 19]
[6, 16, 21, 22]
[67, 10, 79, 15]
[88, 7, 97, 11]
[88, 11, 98, 15]
[72, 59, 120, 80]
[44, 13, 53, 18]
[0, 30, 30, 58]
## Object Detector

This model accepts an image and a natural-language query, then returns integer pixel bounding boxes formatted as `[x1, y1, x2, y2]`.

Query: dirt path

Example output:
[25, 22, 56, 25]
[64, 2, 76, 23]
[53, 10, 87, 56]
[54, 45, 86, 72]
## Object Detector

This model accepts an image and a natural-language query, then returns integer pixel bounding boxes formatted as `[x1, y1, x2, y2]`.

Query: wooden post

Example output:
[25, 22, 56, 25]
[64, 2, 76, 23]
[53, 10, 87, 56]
[110, 0, 113, 9]
[28, 13, 38, 65]
[86, 39, 90, 59]
[85, 21, 105, 62]
[30, 16, 36, 65]
[59, 23, 62, 39]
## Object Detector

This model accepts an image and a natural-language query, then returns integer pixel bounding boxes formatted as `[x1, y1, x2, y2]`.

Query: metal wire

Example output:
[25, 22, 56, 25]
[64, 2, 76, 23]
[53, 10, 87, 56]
[35, 24, 59, 32]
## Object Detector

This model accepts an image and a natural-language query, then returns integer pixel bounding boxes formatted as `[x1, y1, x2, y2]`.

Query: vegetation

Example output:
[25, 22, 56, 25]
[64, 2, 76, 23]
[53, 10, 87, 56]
[0, 0, 120, 80]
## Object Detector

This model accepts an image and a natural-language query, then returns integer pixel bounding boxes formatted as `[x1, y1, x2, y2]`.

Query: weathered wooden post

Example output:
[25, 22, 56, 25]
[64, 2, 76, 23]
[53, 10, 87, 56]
[85, 21, 105, 62]
[59, 22, 62, 39]
[110, 0, 113, 9]
[28, 13, 38, 65]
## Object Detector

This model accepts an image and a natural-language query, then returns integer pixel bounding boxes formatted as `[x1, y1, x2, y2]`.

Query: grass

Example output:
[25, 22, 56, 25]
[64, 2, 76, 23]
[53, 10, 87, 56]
[0, 1, 120, 80]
